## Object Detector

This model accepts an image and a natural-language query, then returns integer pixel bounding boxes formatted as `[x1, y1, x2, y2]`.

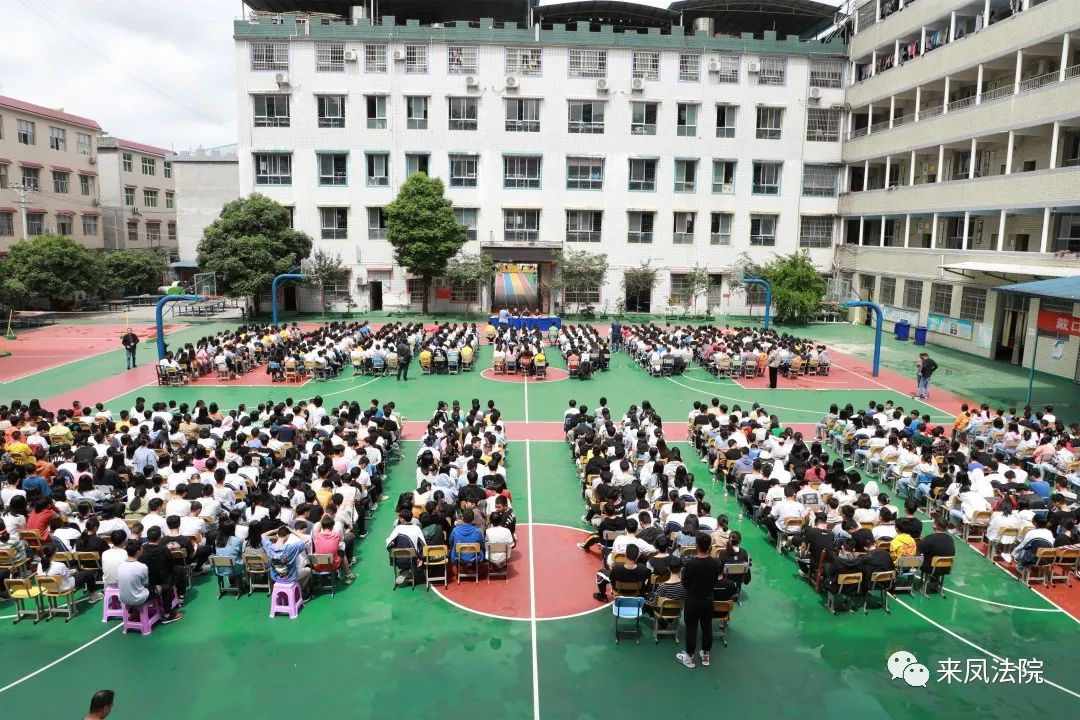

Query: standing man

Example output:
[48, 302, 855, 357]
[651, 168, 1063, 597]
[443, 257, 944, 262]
[498, 306, 510, 328]
[767, 345, 783, 389]
[122, 328, 140, 370]
[395, 337, 412, 382]
[82, 690, 115, 720]
[610, 319, 622, 352]
[914, 352, 938, 400]
[676, 532, 722, 669]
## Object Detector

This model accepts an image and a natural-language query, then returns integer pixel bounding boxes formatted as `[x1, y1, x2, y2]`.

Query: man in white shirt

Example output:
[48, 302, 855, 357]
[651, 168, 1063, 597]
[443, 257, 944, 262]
[485, 513, 515, 567]
[101, 533, 128, 587]
[767, 485, 806, 542]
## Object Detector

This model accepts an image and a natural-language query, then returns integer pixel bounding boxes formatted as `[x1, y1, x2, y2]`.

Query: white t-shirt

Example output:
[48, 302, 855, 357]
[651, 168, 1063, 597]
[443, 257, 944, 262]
[102, 547, 128, 586]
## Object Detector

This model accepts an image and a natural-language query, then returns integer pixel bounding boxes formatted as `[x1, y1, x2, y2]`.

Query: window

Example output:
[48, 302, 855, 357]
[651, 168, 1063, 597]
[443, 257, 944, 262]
[79, 174, 94, 196]
[564, 283, 600, 306]
[321, 207, 348, 239]
[714, 54, 739, 83]
[317, 95, 346, 128]
[450, 281, 479, 303]
[449, 154, 478, 187]
[318, 153, 348, 186]
[505, 99, 540, 132]
[752, 161, 782, 195]
[503, 156, 541, 188]
[632, 51, 660, 80]
[165, 191, 174, 209]
[56, 214, 73, 236]
[674, 159, 697, 192]
[448, 97, 478, 130]
[677, 103, 698, 136]
[750, 215, 777, 246]
[505, 47, 542, 76]
[407, 278, 425, 304]
[366, 153, 389, 186]
[448, 45, 478, 74]
[406, 153, 429, 176]
[799, 216, 833, 248]
[758, 57, 786, 85]
[959, 287, 987, 322]
[710, 212, 732, 245]
[566, 210, 602, 242]
[145, 222, 161, 244]
[17, 119, 35, 145]
[124, 186, 135, 206]
[254, 95, 290, 127]
[125, 222, 139, 244]
[142, 156, 156, 175]
[504, 209, 540, 241]
[315, 43, 345, 72]
[251, 41, 288, 71]
[670, 273, 696, 303]
[930, 282, 953, 315]
[367, 207, 387, 239]
[568, 101, 604, 133]
[405, 45, 428, 73]
[569, 49, 606, 78]
[81, 215, 97, 236]
[365, 44, 387, 73]
[902, 280, 923, 311]
[21, 167, 40, 191]
[366, 95, 387, 129]
[755, 107, 783, 139]
[254, 153, 292, 185]
[806, 108, 841, 142]
[673, 212, 696, 244]
[76, 132, 92, 156]
[454, 208, 478, 240]
[879, 277, 897, 306]
[628, 158, 656, 191]
[802, 164, 839, 197]
[52, 171, 69, 194]
[679, 53, 701, 82]
[0, 165, 6, 189]
[167, 222, 176, 242]
[715, 105, 736, 138]
[712, 160, 736, 193]
[122, 153, 133, 172]
[49, 127, 66, 151]
[144, 189, 158, 208]
[26, 213, 44, 236]
[627, 211, 654, 243]
[809, 59, 844, 89]
[631, 102, 657, 135]
[567, 157, 604, 190]
[163, 161, 172, 179]
[0, 212, 14, 237]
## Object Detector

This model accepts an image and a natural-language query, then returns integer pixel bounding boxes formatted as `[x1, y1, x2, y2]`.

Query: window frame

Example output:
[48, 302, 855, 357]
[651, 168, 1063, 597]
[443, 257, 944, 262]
[673, 212, 696, 245]
[628, 158, 657, 192]
[799, 216, 834, 248]
[405, 96, 429, 130]
[317, 95, 346, 129]
[902, 279, 924, 311]
[806, 108, 841, 142]
[503, 156, 542, 189]
[141, 156, 156, 176]
[505, 98, 541, 132]
[505, 47, 542, 77]
[879, 277, 897, 306]
[365, 44, 388, 73]
[52, 170, 70, 194]
[678, 53, 701, 82]
[566, 157, 604, 190]
[710, 212, 732, 245]
[752, 161, 782, 195]
[16, 119, 35, 145]
[566, 209, 603, 243]
[632, 51, 660, 80]
[715, 104, 737, 138]
[802, 164, 840, 197]
[253, 94, 291, 128]
[315, 43, 345, 72]
[568, 100, 605, 134]
[755, 106, 783, 140]
[676, 103, 698, 137]
[757, 57, 787, 86]
[568, 49, 607, 78]
[959, 286, 987, 322]
[448, 154, 479, 188]
[627, 210, 654, 244]
[365, 153, 390, 187]
[253, 152, 292, 185]
[448, 97, 478, 131]
[631, 101, 657, 135]
[809, 58, 845, 89]
[367, 207, 387, 239]
[251, 41, 289, 71]
[750, 214, 778, 246]
[929, 282, 954, 316]
[81, 214, 98, 236]
[503, 209, 540, 242]
[448, 45, 479, 75]
[404, 45, 428, 74]
[320, 207, 349, 240]
[366, 95, 387, 129]
[674, 159, 697, 193]
[318, 152, 349, 186]
[49, 126, 67, 151]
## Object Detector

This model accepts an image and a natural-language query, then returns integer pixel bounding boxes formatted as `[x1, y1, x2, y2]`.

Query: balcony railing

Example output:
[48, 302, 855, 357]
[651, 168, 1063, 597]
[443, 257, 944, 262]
[919, 103, 943, 119]
[627, 232, 653, 243]
[868, 119, 891, 134]
[1066, 64, 1080, 80]
[981, 85, 1013, 102]
[1018, 70, 1058, 93]
[947, 95, 976, 112]
[892, 113, 913, 127]
[851, 125, 870, 139]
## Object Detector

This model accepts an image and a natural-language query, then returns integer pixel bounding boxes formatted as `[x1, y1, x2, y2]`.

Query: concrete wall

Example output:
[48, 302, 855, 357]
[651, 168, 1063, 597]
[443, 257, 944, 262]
[172, 159, 240, 263]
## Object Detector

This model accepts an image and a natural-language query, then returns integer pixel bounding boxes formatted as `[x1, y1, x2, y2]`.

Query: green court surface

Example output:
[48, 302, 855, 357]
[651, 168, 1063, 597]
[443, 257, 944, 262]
[0, 318, 1078, 719]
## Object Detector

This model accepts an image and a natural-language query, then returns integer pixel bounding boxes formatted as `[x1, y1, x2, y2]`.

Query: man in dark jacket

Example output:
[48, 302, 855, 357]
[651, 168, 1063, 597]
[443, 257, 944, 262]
[137, 527, 182, 621]
[395, 339, 412, 382]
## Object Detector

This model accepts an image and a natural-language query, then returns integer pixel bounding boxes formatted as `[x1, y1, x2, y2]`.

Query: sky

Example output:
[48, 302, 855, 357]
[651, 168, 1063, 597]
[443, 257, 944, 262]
[2, 0, 846, 152]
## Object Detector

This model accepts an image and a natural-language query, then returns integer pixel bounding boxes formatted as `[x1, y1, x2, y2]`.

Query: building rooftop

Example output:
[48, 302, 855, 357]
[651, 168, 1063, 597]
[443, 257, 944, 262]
[169, 145, 239, 163]
[669, 0, 840, 37]
[243, 0, 530, 24]
[97, 136, 171, 157]
[0, 95, 102, 131]
[535, 2, 680, 30]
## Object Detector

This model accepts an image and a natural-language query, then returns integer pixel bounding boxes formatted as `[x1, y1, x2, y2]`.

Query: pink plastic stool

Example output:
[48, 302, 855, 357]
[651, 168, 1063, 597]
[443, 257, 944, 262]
[102, 586, 124, 623]
[122, 600, 160, 635]
[269, 581, 304, 619]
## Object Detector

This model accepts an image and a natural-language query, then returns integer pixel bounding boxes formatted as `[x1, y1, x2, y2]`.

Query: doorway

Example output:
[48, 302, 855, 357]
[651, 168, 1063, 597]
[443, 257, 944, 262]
[625, 285, 651, 313]
[369, 281, 383, 311]
[995, 294, 1028, 363]
[284, 285, 297, 312]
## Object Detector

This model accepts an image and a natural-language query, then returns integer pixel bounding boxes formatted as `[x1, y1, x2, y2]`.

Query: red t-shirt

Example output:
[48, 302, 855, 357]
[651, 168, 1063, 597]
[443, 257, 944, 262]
[26, 508, 57, 540]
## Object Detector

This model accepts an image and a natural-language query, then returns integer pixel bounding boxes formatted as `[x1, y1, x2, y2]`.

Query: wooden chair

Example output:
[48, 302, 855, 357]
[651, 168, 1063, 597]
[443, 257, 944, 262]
[963, 510, 992, 543]
[18, 529, 45, 557]
[210, 556, 246, 599]
[76, 552, 103, 590]
[651, 597, 683, 643]
[0, 546, 30, 579]
[36, 575, 78, 622]
[243, 553, 271, 595]
[826, 572, 863, 614]
[309, 553, 337, 598]
[389, 547, 419, 590]
[422, 545, 450, 589]
[1050, 547, 1078, 586]
[1021, 548, 1058, 587]
[922, 556, 954, 597]
[4, 577, 43, 623]
[891, 554, 923, 595]
[864, 570, 896, 614]
[455, 543, 483, 583]
[712, 599, 735, 647]
[486, 543, 511, 583]
[986, 527, 1019, 561]
[283, 361, 300, 383]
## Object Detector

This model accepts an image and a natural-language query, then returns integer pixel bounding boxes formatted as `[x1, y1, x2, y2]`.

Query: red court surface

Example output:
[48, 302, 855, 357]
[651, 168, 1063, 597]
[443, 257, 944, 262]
[480, 368, 570, 383]
[0, 322, 187, 383]
[187, 369, 309, 387]
[433, 523, 608, 621]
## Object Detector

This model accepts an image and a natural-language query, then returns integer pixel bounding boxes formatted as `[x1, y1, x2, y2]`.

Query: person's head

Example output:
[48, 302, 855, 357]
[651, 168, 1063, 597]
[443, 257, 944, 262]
[695, 531, 711, 555]
[124, 539, 141, 558]
[87, 689, 115, 718]
[624, 543, 640, 563]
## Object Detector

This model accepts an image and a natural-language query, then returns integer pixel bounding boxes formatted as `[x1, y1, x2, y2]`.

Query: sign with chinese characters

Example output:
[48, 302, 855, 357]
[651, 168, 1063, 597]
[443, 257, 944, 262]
[927, 313, 974, 340]
[888, 651, 1045, 689]
[1036, 309, 1080, 337]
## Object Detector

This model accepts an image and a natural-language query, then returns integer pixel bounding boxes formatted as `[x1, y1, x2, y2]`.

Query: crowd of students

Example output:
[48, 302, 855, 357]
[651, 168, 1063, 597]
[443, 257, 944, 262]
[553, 325, 611, 379]
[416, 323, 480, 375]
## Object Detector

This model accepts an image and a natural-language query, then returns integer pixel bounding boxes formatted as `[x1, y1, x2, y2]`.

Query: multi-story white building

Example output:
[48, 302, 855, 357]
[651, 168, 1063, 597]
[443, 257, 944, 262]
[838, 0, 1080, 379]
[234, 0, 847, 314]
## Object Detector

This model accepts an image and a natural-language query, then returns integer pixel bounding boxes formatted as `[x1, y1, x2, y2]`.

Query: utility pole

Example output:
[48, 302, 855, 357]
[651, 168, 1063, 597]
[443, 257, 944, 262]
[11, 183, 31, 239]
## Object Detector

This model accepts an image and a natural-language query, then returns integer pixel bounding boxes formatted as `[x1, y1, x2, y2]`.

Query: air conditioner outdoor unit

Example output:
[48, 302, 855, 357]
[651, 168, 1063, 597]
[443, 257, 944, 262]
[91, 198, 101, 207]
[596, 77, 609, 92]
[275, 72, 290, 85]
[747, 62, 760, 73]
[88, 156, 97, 165]
[505, 75, 519, 89]
[809, 87, 822, 100]
[392, 49, 405, 61]
[707, 60, 720, 73]
[466, 75, 479, 87]
[631, 78, 644, 91]
[343, 49, 358, 62]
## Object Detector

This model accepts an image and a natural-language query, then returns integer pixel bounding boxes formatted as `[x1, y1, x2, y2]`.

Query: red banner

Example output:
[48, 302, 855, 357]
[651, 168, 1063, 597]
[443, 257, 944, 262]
[1037, 309, 1080, 337]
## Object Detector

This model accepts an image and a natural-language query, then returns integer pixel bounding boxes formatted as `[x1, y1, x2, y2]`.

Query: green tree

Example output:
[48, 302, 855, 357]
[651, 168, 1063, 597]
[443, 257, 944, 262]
[669, 265, 712, 316]
[384, 173, 467, 314]
[304, 249, 351, 314]
[444, 253, 497, 310]
[552, 249, 608, 314]
[197, 194, 313, 313]
[101, 250, 168, 296]
[4, 234, 102, 307]
[622, 262, 660, 314]
[737, 250, 826, 325]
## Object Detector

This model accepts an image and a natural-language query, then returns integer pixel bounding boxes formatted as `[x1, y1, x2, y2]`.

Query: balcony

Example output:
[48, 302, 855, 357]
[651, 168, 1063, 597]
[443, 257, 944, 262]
[852, 0, 970, 59]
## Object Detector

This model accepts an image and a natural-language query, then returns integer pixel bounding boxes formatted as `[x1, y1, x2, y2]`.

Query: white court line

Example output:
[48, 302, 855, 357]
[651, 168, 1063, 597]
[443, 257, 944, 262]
[664, 376, 823, 417]
[320, 376, 382, 400]
[831, 362, 955, 420]
[525, 439, 541, 720]
[944, 588, 1063, 612]
[523, 372, 530, 423]
[0, 346, 121, 384]
[892, 597, 1080, 701]
[0, 625, 121, 695]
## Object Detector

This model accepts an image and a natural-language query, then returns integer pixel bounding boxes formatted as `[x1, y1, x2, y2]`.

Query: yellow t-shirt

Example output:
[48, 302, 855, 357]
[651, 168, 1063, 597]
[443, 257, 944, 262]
[889, 533, 917, 564]
[5, 441, 32, 465]
[461, 346, 474, 362]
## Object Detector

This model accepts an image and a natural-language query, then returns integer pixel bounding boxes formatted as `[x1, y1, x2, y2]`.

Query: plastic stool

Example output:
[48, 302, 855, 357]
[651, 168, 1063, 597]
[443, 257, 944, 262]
[102, 586, 124, 622]
[121, 600, 160, 636]
[269, 581, 304, 619]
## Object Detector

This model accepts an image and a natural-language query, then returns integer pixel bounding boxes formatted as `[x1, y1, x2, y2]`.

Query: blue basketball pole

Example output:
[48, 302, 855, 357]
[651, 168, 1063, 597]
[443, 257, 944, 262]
[840, 300, 883, 377]
[742, 278, 772, 330]
[155, 294, 204, 359]
[271, 273, 306, 326]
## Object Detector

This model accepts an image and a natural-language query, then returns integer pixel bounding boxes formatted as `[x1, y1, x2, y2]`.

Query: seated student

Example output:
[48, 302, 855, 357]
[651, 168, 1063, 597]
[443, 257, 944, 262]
[822, 538, 863, 594]
[858, 534, 895, 582]
[643, 555, 686, 617]
[916, 516, 955, 574]
[1012, 515, 1055, 570]
[261, 524, 312, 595]
[117, 538, 174, 619]
[594, 542, 650, 602]
[448, 509, 485, 564]
[101, 530, 129, 589]
[889, 517, 920, 566]
[797, 512, 834, 578]
[38, 543, 102, 604]
[715, 531, 752, 588]
[485, 512, 515, 569]
[312, 515, 356, 585]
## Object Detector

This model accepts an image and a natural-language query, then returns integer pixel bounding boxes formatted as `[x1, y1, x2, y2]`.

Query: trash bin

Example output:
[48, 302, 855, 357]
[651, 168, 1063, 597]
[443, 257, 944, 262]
[895, 320, 911, 342]
[913, 326, 928, 346]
